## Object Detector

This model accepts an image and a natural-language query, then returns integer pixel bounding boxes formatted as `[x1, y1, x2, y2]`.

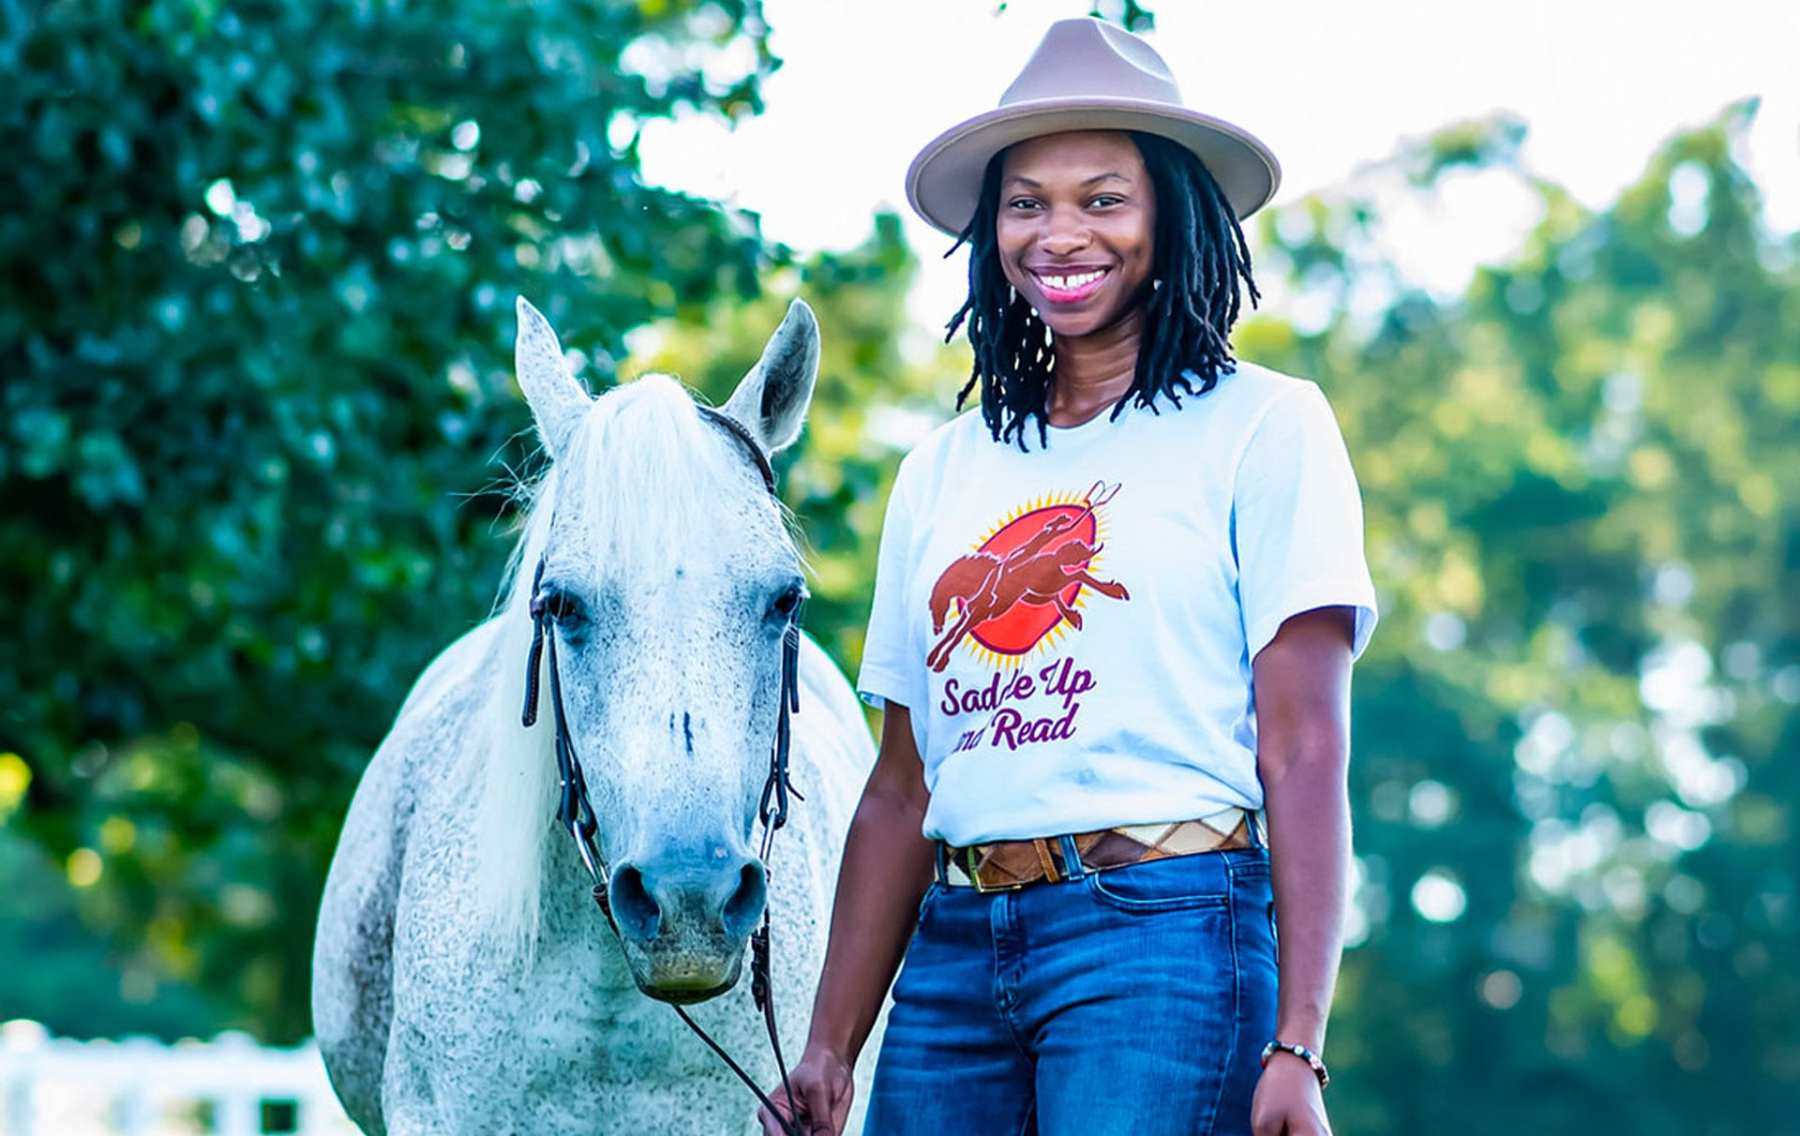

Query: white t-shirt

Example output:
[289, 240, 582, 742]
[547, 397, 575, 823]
[855, 360, 1380, 847]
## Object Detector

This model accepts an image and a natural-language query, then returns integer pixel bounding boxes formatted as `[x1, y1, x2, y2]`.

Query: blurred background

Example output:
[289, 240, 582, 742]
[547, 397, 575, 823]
[2, 0, 1796, 1132]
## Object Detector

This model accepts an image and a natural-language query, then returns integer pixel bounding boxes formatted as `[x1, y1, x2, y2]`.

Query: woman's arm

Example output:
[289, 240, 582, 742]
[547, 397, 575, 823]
[759, 703, 935, 1135]
[1249, 604, 1357, 1136]
[805, 703, 936, 1059]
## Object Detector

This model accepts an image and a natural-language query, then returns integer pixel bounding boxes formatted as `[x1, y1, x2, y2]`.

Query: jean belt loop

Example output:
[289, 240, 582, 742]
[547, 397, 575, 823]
[933, 838, 949, 885]
[1057, 833, 1087, 881]
[1249, 807, 1268, 850]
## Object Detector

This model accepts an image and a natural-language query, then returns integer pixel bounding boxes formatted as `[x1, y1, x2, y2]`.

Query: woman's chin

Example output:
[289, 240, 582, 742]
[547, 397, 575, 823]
[1042, 309, 1120, 341]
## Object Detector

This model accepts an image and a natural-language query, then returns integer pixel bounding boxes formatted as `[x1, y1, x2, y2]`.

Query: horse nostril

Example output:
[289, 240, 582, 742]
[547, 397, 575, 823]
[720, 859, 767, 940]
[614, 854, 765, 945]
[608, 862, 661, 942]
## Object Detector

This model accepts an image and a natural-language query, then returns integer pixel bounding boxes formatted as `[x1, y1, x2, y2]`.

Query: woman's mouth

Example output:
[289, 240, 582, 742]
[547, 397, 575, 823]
[1031, 267, 1111, 305]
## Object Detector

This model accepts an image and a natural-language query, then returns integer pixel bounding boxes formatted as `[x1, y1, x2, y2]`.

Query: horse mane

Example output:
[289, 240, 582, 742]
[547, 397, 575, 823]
[462, 373, 799, 963]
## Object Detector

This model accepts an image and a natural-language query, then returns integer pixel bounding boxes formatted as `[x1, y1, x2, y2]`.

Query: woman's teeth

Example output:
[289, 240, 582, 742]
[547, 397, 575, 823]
[1033, 268, 1109, 301]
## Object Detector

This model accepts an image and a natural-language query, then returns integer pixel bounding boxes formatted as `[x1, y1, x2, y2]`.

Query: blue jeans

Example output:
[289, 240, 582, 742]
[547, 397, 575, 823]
[864, 842, 1278, 1135]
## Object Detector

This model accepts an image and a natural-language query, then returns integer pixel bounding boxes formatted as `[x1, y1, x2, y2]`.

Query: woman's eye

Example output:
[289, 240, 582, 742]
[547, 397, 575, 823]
[1090, 195, 1123, 208]
[1006, 197, 1041, 211]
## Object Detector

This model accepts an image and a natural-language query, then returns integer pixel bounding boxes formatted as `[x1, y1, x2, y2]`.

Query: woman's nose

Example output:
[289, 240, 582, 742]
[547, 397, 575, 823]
[1038, 226, 1091, 257]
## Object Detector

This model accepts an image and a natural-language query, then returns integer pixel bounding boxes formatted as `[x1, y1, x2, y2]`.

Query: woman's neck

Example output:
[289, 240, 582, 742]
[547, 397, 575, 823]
[1044, 305, 1144, 428]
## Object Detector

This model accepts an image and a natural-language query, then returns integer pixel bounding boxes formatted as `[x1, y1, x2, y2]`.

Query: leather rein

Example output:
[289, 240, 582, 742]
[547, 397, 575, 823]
[518, 405, 808, 1136]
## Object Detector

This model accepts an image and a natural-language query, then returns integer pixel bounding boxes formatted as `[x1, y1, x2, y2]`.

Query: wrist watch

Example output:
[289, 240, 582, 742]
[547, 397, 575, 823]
[1260, 1040, 1330, 1090]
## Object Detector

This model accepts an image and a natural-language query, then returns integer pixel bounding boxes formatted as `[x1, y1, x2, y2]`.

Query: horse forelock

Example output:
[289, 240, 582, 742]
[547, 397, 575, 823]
[562, 374, 800, 581]
[465, 373, 799, 960]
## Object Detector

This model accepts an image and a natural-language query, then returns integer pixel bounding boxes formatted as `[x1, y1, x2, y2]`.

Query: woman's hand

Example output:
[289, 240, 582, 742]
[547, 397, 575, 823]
[1249, 1054, 1330, 1136]
[757, 1043, 854, 1136]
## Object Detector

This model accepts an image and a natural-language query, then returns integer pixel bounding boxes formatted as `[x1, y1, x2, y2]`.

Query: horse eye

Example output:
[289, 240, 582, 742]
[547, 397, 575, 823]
[538, 588, 584, 626]
[768, 583, 805, 622]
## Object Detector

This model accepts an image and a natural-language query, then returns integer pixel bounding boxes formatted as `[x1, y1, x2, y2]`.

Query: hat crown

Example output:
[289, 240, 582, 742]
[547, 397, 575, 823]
[902, 16, 1280, 236]
[1000, 17, 1182, 108]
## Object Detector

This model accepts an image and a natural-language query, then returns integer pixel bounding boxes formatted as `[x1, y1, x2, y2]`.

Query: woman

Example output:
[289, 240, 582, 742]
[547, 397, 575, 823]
[761, 17, 1377, 1136]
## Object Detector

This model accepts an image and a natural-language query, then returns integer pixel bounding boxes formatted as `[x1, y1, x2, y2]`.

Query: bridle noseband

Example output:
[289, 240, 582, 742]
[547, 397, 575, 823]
[519, 405, 807, 1135]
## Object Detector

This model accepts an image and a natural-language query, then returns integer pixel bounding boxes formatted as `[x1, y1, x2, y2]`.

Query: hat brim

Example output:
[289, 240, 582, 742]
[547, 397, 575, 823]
[905, 97, 1282, 238]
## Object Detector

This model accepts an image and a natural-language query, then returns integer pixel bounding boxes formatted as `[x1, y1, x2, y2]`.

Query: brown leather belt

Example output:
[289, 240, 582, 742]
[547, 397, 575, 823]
[936, 807, 1260, 893]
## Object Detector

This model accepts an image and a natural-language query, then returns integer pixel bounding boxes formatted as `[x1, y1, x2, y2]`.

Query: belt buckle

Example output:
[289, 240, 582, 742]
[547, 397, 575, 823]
[965, 845, 1024, 894]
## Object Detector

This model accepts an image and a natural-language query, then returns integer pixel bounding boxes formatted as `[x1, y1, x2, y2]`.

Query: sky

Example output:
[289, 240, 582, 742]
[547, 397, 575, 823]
[636, 0, 1800, 340]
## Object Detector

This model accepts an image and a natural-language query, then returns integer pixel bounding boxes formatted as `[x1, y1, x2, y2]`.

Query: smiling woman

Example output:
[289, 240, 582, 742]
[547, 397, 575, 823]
[941, 124, 1262, 452]
[759, 16, 1378, 1136]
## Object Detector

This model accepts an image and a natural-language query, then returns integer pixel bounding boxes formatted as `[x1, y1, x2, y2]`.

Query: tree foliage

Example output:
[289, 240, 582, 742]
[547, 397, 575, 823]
[0, 0, 781, 1041]
[1237, 101, 1799, 1131]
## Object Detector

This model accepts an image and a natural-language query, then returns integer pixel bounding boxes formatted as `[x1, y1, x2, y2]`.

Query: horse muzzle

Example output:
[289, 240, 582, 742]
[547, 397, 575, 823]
[606, 854, 767, 1003]
[623, 947, 745, 1004]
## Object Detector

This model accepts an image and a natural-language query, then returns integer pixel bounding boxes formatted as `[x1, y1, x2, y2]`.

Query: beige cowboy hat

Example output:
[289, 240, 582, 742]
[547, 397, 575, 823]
[905, 16, 1282, 238]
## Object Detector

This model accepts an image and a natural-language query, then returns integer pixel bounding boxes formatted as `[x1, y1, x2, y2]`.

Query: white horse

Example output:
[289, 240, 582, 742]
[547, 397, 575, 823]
[311, 298, 881, 1134]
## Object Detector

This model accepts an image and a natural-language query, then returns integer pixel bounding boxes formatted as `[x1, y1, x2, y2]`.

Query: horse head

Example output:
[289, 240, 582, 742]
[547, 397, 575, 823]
[483, 297, 819, 1004]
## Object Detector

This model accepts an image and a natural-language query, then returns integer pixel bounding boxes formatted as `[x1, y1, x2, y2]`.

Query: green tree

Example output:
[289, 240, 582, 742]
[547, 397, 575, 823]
[0, 0, 781, 1042]
[1239, 101, 1798, 1132]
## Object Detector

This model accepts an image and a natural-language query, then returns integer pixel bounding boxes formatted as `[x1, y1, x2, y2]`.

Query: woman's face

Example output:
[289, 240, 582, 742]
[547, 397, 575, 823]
[995, 130, 1158, 341]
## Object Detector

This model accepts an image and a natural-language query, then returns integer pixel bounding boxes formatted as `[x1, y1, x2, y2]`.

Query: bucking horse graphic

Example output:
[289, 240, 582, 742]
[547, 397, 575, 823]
[926, 480, 1130, 672]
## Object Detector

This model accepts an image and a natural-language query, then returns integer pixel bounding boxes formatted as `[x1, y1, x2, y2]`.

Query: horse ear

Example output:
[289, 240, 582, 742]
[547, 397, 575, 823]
[514, 297, 593, 460]
[722, 298, 819, 455]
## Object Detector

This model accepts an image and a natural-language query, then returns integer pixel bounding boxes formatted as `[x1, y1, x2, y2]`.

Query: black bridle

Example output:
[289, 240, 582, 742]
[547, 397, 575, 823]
[519, 405, 808, 1136]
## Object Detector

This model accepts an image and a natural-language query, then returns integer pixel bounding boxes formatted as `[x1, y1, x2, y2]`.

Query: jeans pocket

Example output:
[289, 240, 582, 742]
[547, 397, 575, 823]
[1084, 854, 1232, 913]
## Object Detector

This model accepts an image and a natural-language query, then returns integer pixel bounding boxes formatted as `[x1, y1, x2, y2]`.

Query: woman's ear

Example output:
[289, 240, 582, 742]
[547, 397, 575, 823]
[722, 298, 820, 455]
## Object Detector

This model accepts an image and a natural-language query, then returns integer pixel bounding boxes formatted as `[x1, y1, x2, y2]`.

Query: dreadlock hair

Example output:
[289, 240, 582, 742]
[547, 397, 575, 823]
[942, 130, 1261, 451]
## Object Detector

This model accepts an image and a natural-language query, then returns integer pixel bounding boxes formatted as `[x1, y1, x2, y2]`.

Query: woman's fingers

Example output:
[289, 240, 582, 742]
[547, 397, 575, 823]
[756, 1048, 858, 1136]
[830, 1085, 855, 1133]
[757, 1085, 835, 1136]
[795, 1083, 836, 1136]
[756, 1091, 800, 1136]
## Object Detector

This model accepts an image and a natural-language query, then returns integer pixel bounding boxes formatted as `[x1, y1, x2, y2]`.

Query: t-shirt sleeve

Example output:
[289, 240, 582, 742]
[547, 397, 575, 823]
[856, 461, 926, 713]
[1233, 382, 1380, 665]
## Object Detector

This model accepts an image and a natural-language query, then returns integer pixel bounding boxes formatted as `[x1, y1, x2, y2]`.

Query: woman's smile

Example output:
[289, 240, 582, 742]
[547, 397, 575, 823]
[1029, 264, 1112, 305]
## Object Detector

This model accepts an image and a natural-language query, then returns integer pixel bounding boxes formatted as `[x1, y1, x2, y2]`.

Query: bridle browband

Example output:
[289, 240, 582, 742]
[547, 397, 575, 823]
[519, 405, 808, 1135]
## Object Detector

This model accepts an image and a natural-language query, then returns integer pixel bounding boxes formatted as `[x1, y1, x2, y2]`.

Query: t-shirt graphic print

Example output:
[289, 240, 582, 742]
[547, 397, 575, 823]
[928, 480, 1129, 754]
[857, 362, 1381, 847]
[928, 479, 1129, 666]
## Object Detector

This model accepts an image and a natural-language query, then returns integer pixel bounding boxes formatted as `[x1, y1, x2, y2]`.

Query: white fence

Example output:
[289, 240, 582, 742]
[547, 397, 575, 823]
[0, 1021, 360, 1136]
